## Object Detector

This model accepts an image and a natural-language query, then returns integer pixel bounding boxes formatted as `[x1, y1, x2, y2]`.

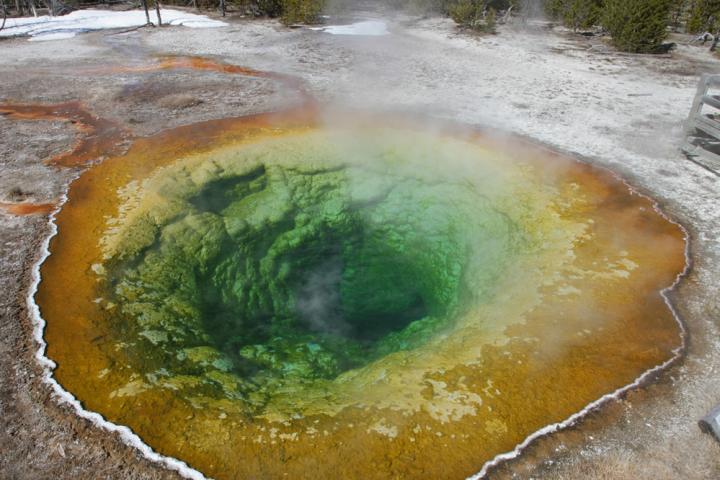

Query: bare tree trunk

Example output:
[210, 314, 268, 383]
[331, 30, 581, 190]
[141, 0, 151, 24]
[15, 0, 22, 16]
[220, 0, 225, 17]
[27, 0, 37, 17]
[154, 0, 162, 26]
[500, 5, 512, 24]
[1, 0, 6, 31]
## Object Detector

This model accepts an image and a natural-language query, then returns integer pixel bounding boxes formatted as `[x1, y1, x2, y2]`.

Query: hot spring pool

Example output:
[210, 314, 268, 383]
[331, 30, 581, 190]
[35, 110, 687, 479]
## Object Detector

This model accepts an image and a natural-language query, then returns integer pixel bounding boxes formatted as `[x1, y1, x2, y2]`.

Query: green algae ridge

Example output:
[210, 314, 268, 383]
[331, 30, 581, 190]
[100, 130, 547, 416]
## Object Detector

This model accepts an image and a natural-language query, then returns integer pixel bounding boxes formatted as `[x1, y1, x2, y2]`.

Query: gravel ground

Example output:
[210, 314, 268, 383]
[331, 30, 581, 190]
[0, 9, 719, 479]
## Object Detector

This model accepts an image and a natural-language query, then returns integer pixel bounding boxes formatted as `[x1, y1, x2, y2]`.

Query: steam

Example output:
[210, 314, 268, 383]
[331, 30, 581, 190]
[294, 257, 353, 337]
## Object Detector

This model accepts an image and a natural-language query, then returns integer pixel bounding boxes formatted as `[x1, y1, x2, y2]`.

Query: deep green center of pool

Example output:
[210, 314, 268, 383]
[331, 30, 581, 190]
[104, 132, 524, 410]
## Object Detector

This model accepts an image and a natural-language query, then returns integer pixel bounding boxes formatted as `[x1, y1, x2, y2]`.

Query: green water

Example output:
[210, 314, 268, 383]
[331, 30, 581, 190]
[103, 131, 527, 412]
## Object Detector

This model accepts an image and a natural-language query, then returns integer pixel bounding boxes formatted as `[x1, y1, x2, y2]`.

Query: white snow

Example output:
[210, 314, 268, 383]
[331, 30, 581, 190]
[311, 20, 389, 36]
[0, 9, 227, 41]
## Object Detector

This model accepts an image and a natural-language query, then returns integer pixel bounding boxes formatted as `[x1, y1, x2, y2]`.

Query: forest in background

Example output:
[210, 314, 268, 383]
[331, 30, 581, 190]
[2, 0, 720, 54]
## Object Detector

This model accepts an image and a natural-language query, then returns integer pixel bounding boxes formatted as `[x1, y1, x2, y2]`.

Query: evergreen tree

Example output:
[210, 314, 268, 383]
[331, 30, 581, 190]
[279, 0, 325, 24]
[544, 0, 565, 19]
[669, 0, 689, 32]
[449, 0, 481, 25]
[449, 0, 498, 32]
[544, 0, 603, 31]
[564, 0, 602, 31]
[602, 0, 673, 53]
[687, 0, 720, 33]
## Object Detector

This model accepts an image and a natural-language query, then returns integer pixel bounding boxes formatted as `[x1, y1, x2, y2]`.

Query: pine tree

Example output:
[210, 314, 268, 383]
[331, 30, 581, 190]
[544, 0, 565, 19]
[669, 0, 688, 32]
[687, 0, 720, 34]
[449, 0, 497, 32]
[564, 0, 602, 31]
[279, 0, 325, 24]
[602, 0, 673, 53]
[544, 0, 603, 31]
[449, 0, 481, 26]
[485, 6, 497, 32]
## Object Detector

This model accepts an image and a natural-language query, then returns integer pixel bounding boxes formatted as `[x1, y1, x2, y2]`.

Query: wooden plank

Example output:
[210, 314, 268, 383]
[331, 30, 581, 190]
[682, 141, 720, 174]
[690, 117, 720, 139]
[702, 94, 720, 110]
[686, 75, 710, 136]
[690, 149, 720, 173]
[684, 76, 720, 174]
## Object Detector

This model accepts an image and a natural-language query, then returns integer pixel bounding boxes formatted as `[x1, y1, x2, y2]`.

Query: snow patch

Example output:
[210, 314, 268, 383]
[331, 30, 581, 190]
[311, 20, 389, 36]
[0, 9, 227, 41]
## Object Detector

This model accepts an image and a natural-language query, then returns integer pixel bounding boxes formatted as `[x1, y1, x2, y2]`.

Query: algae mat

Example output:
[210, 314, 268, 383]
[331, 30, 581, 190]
[35, 110, 687, 479]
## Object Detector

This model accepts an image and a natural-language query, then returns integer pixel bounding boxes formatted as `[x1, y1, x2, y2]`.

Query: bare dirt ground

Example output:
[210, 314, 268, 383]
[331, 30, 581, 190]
[1, 9, 719, 479]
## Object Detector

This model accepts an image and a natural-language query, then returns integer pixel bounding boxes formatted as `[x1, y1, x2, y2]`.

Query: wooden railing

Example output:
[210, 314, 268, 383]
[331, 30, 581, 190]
[683, 74, 720, 173]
